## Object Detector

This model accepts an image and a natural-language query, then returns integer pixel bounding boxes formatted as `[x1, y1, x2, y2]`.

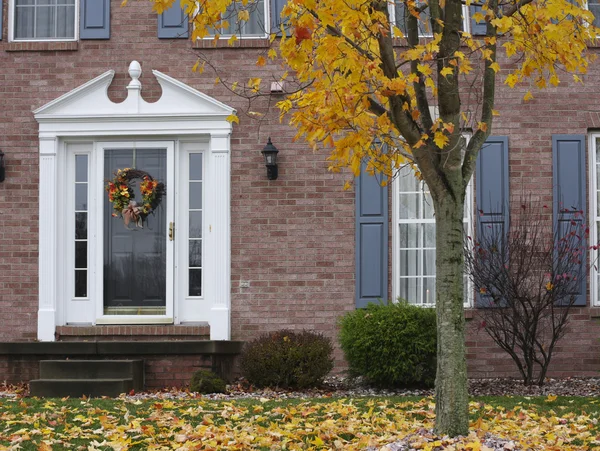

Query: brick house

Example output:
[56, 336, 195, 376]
[0, 0, 599, 389]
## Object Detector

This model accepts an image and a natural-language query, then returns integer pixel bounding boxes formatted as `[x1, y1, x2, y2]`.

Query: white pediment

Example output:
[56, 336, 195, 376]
[34, 61, 235, 120]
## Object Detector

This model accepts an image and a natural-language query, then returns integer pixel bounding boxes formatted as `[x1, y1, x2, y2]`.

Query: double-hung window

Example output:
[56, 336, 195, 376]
[11, 0, 77, 41]
[211, 0, 268, 38]
[392, 165, 473, 306]
[589, 134, 600, 306]
[389, 1, 475, 36]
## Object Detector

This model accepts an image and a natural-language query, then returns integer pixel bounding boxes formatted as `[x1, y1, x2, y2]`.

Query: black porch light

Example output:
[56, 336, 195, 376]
[261, 137, 279, 180]
[0, 151, 5, 183]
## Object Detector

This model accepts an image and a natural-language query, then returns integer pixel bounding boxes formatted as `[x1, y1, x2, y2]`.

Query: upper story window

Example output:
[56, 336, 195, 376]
[389, 1, 473, 37]
[11, 0, 77, 41]
[210, 0, 267, 38]
[588, 0, 600, 27]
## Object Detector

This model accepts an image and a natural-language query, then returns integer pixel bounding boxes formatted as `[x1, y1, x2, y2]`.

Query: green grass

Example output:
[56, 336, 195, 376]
[1, 395, 599, 450]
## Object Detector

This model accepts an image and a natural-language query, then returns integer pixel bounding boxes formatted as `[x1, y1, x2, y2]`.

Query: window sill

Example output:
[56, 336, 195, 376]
[193, 38, 271, 49]
[5, 41, 78, 52]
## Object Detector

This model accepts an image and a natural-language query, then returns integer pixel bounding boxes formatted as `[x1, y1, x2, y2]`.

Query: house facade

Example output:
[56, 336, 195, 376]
[0, 0, 599, 387]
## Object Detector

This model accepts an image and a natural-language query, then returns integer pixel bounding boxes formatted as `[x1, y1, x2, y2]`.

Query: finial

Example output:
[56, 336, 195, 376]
[128, 61, 142, 89]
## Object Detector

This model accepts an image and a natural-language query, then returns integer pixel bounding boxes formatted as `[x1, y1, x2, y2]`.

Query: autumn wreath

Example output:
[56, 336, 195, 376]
[106, 168, 165, 228]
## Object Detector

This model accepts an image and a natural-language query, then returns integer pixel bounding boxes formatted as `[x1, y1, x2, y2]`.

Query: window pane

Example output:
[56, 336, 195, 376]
[189, 182, 202, 210]
[423, 223, 436, 248]
[189, 212, 202, 238]
[76, 184, 88, 211]
[75, 241, 87, 268]
[423, 278, 436, 304]
[75, 270, 87, 297]
[36, 6, 55, 38]
[423, 250, 436, 275]
[189, 154, 202, 180]
[589, 0, 600, 27]
[15, 6, 35, 38]
[398, 193, 419, 219]
[189, 240, 202, 268]
[399, 223, 418, 249]
[75, 212, 87, 240]
[395, 0, 431, 36]
[399, 250, 419, 277]
[189, 269, 202, 297]
[397, 166, 419, 192]
[423, 192, 434, 218]
[56, 5, 75, 38]
[75, 155, 88, 182]
[399, 277, 420, 303]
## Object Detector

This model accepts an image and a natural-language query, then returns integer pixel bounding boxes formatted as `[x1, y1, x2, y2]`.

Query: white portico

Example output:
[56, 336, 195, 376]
[35, 61, 233, 341]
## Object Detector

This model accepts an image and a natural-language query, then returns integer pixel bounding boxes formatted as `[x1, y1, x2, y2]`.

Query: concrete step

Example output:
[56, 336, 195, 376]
[30, 378, 134, 398]
[39, 360, 144, 391]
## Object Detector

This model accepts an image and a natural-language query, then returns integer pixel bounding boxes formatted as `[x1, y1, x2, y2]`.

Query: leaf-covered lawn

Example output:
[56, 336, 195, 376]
[0, 395, 599, 450]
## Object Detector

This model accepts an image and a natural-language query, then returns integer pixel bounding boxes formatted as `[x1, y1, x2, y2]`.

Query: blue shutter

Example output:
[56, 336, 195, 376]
[475, 136, 509, 306]
[552, 135, 587, 306]
[271, 0, 287, 34]
[470, 5, 487, 35]
[80, 0, 110, 39]
[355, 165, 388, 308]
[158, 0, 189, 39]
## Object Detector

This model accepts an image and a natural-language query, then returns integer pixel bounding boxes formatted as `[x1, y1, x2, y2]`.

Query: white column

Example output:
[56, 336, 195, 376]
[208, 133, 231, 340]
[38, 137, 58, 341]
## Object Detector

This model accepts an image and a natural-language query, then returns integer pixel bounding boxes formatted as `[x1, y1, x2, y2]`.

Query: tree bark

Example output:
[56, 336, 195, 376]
[433, 189, 469, 436]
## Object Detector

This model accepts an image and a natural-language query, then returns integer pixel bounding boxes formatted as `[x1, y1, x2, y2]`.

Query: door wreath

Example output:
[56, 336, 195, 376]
[106, 168, 166, 228]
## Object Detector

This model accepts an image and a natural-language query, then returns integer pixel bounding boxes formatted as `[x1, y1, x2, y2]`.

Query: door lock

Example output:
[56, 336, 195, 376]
[169, 222, 174, 241]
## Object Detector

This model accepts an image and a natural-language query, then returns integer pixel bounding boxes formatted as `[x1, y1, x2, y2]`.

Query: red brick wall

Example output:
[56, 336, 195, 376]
[0, 0, 599, 379]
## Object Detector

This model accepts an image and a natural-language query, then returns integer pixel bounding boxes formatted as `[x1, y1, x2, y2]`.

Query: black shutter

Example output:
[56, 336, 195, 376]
[355, 165, 388, 308]
[158, 0, 189, 39]
[553, 135, 587, 306]
[80, 0, 110, 40]
[475, 136, 509, 306]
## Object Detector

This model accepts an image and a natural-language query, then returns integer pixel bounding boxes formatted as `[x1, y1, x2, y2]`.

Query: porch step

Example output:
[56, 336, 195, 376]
[30, 378, 134, 398]
[30, 360, 144, 397]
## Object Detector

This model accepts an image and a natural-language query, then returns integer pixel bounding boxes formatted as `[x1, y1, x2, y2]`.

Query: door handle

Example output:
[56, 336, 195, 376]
[169, 222, 174, 241]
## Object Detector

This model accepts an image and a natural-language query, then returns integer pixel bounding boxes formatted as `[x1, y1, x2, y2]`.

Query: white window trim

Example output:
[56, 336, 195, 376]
[392, 158, 474, 308]
[589, 133, 600, 306]
[198, 0, 270, 40]
[34, 62, 234, 341]
[8, 0, 79, 42]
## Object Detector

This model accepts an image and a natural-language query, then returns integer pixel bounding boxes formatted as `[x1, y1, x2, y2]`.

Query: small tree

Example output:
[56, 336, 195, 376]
[465, 199, 592, 386]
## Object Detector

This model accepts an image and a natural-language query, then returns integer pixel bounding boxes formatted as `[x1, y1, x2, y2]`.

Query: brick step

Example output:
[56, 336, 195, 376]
[39, 360, 144, 391]
[30, 378, 134, 398]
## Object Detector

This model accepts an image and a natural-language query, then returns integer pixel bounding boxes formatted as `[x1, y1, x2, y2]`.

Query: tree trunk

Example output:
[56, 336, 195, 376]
[433, 190, 469, 436]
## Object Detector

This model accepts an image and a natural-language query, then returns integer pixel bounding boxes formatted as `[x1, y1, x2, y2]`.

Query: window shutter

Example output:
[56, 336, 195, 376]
[355, 165, 388, 308]
[552, 135, 587, 306]
[470, 5, 487, 35]
[475, 136, 509, 307]
[270, 0, 287, 35]
[80, 0, 110, 40]
[158, 0, 189, 39]
[1, 0, 4, 41]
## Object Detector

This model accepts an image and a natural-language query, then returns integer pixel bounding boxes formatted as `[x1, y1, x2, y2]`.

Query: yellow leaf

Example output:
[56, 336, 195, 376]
[573, 74, 583, 83]
[228, 34, 238, 46]
[489, 62, 500, 73]
[546, 394, 558, 402]
[523, 91, 534, 101]
[440, 67, 453, 77]
[434, 131, 449, 149]
[492, 110, 500, 116]
[238, 9, 250, 22]
[477, 121, 488, 132]
[268, 48, 277, 60]
[417, 64, 432, 76]
[226, 114, 239, 124]
[256, 56, 266, 66]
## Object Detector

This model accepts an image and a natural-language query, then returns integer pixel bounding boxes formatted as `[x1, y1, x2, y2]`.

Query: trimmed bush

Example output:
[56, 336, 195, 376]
[240, 329, 334, 389]
[189, 369, 227, 394]
[339, 301, 437, 387]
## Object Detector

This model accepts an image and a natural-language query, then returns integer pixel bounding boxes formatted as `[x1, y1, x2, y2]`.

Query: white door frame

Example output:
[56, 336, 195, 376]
[34, 62, 234, 341]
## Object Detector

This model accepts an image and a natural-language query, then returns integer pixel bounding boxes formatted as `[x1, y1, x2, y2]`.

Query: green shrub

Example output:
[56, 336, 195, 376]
[339, 300, 437, 387]
[240, 329, 334, 389]
[189, 369, 227, 394]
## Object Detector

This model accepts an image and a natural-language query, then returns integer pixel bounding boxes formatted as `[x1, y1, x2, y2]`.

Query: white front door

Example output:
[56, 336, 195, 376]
[96, 141, 175, 323]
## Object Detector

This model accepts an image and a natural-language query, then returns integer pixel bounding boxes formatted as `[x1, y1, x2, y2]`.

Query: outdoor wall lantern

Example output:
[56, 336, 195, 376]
[0, 151, 5, 183]
[261, 138, 279, 180]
